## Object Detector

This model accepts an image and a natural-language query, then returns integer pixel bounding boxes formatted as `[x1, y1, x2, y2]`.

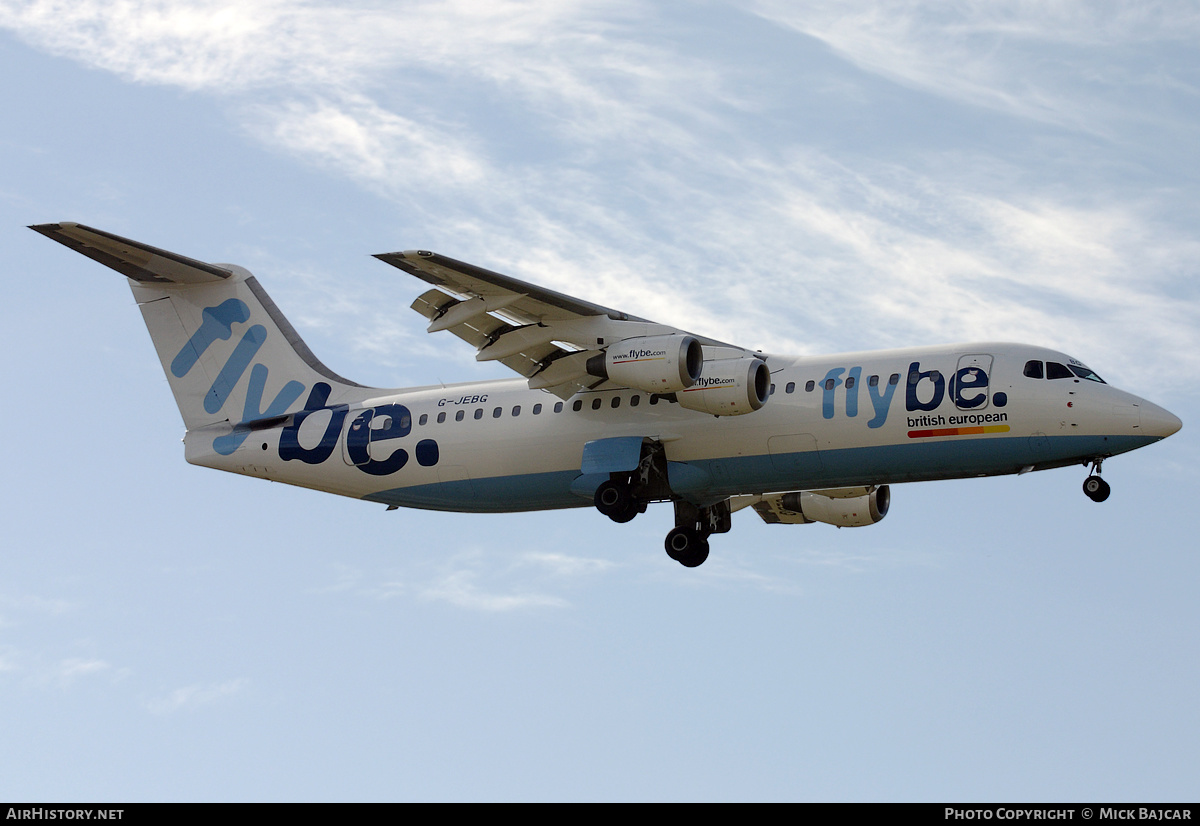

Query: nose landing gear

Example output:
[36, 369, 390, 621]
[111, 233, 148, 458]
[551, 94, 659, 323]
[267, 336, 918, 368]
[1083, 459, 1111, 502]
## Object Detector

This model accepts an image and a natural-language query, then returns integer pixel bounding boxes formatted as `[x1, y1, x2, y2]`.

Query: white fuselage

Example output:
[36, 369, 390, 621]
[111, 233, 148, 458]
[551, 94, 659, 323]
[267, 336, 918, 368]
[186, 341, 1178, 512]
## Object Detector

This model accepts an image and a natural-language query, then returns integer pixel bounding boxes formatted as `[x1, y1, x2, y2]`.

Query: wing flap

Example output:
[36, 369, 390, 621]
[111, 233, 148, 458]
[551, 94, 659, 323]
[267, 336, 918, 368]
[527, 351, 594, 390]
[411, 288, 455, 321]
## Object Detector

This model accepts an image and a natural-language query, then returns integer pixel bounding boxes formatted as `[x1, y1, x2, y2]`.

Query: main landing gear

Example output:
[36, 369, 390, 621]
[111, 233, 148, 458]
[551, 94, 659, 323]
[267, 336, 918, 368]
[593, 478, 645, 523]
[592, 481, 731, 568]
[664, 500, 731, 568]
[592, 441, 667, 524]
[665, 525, 709, 568]
[590, 440, 730, 568]
[1083, 459, 1111, 503]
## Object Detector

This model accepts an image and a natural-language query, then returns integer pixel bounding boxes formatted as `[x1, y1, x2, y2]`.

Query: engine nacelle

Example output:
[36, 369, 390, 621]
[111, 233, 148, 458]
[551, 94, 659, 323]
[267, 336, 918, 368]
[676, 357, 770, 416]
[779, 485, 890, 527]
[587, 334, 703, 393]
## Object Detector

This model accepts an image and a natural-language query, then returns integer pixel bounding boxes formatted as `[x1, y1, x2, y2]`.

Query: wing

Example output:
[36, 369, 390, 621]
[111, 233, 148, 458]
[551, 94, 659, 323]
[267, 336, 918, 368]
[374, 250, 753, 399]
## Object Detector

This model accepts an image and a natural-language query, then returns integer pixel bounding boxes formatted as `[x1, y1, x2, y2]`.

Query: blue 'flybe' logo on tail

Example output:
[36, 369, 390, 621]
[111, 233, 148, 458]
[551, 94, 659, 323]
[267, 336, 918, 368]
[175, 300, 439, 473]
[171, 299, 250, 379]
[172, 298, 305, 455]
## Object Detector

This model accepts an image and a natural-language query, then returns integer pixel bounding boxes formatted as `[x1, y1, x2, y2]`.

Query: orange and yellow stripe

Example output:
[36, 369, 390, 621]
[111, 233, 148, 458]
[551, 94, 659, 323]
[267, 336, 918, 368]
[907, 424, 1010, 439]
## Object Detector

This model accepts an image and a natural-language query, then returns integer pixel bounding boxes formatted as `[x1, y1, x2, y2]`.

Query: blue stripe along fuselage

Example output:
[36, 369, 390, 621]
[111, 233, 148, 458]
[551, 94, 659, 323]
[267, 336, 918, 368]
[362, 433, 1156, 513]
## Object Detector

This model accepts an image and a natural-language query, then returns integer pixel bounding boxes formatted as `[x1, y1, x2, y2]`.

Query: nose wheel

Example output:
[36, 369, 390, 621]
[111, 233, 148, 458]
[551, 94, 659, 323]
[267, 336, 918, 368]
[1083, 475, 1111, 502]
[1083, 459, 1111, 502]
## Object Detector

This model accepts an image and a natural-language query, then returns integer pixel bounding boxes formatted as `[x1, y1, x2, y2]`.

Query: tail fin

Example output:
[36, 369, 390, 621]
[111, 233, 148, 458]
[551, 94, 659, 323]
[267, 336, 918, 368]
[31, 223, 374, 437]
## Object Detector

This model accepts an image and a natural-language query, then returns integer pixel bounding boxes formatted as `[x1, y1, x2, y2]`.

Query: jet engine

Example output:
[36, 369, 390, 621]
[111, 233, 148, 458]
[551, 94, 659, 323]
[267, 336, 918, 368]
[676, 357, 771, 416]
[779, 485, 890, 527]
[586, 334, 703, 393]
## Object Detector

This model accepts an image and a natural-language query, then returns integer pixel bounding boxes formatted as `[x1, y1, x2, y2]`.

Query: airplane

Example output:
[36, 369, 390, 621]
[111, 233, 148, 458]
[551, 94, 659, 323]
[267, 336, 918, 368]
[32, 222, 1183, 567]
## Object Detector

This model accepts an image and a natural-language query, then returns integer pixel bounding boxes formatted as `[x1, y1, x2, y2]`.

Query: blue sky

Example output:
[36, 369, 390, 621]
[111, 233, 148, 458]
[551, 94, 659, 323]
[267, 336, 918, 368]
[1, 0, 1197, 801]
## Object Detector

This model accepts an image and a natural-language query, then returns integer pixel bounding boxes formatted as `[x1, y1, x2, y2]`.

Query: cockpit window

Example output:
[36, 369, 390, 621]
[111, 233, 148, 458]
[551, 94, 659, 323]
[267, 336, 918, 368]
[1046, 361, 1073, 380]
[1023, 360, 1044, 379]
[1069, 365, 1106, 383]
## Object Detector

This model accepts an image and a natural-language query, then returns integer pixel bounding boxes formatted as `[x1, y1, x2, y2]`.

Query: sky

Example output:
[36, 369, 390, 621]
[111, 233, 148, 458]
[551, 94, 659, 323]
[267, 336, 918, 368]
[1, 0, 1198, 802]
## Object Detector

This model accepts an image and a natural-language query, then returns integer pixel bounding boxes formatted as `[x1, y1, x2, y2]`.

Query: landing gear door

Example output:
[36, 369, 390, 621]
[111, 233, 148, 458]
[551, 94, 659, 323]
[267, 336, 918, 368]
[953, 354, 993, 411]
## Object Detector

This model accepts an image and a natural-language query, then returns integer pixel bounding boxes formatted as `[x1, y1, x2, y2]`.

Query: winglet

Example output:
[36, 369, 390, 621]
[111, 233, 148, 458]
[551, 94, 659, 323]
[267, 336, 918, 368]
[30, 222, 232, 285]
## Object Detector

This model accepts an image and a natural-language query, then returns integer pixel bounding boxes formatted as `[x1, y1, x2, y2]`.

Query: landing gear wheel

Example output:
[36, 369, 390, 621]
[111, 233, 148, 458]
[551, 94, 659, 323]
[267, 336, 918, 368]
[679, 542, 709, 568]
[1083, 475, 1111, 502]
[665, 526, 710, 567]
[608, 504, 639, 523]
[594, 480, 640, 523]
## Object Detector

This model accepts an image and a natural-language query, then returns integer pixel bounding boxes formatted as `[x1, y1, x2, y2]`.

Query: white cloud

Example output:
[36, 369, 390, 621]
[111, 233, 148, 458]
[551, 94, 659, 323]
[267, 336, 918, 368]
[367, 579, 409, 601]
[320, 547, 606, 609]
[58, 657, 112, 684]
[145, 677, 248, 715]
[0, 645, 19, 674]
[751, 0, 1200, 132]
[0, 594, 76, 633]
[305, 563, 363, 594]
[420, 569, 568, 611]
[0, 0, 362, 91]
[0, 594, 76, 616]
[246, 95, 487, 194]
[518, 551, 616, 577]
[4, 0, 1196, 389]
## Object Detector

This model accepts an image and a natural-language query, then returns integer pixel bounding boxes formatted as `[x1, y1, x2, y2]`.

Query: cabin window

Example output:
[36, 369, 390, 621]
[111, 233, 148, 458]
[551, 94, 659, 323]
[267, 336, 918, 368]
[1047, 361, 1073, 380]
[611, 397, 620, 409]
[474, 408, 484, 420]
[845, 376, 855, 390]
[1024, 360, 1044, 379]
[868, 375, 879, 387]
[512, 405, 521, 417]
[437, 411, 446, 424]
[493, 407, 502, 418]
[770, 384, 776, 395]
[573, 400, 583, 412]
[592, 398, 602, 410]
[630, 395, 640, 407]
[418, 413, 428, 426]
[533, 403, 542, 414]
[805, 380, 815, 392]
[824, 378, 836, 391]
[455, 410, 465, 422]
[649, 395, 659, 405]
[785, 381, 795, 394]
[889, 373, 899, 386]
[554, 402, 563, 413]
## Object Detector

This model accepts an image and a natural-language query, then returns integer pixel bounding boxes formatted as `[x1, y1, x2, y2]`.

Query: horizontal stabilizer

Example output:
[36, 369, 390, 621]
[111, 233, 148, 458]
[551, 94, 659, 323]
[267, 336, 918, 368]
[29, 222, 232, 285]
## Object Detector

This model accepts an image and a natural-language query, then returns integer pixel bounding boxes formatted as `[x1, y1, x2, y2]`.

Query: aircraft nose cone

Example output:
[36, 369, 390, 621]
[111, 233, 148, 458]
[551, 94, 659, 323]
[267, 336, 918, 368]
[1140, 401, 1182, 439]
